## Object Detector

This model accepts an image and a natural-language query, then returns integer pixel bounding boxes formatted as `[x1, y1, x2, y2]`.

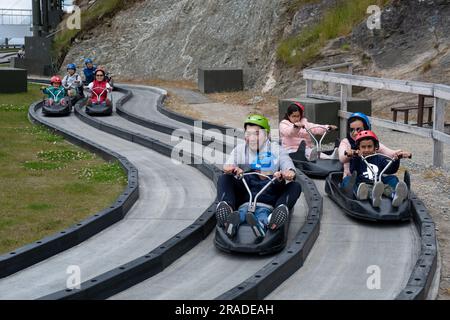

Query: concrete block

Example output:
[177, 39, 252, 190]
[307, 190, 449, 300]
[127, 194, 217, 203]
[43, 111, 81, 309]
[198, 67, 243, 93]
[0, 68, 27, 93]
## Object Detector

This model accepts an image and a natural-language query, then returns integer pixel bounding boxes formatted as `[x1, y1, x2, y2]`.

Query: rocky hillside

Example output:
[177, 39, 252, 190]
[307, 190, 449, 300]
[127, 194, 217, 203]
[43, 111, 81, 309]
[62, 0, 450, 111]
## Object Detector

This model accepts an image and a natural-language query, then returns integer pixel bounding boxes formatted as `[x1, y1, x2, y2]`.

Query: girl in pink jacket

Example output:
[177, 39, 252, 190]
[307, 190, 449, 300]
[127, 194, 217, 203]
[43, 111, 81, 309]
[279, 102, 337, 160]
[339, 112, 410, 176]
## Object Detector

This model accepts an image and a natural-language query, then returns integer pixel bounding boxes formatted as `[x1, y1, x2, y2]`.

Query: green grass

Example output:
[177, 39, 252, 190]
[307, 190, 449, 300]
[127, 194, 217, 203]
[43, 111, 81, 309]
[0, 82, 127, 254]
[277, 0, 390, 66]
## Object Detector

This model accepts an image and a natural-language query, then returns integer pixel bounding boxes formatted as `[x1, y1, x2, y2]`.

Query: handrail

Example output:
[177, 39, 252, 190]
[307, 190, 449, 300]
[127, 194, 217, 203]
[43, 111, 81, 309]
[303, 64, 449, 167]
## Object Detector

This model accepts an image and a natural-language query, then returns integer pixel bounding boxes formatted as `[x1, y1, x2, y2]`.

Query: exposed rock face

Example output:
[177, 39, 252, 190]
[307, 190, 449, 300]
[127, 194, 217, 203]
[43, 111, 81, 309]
[352, 0, 450, 71]
[63, 0, 288, 89]
[64, 0, 450, 96]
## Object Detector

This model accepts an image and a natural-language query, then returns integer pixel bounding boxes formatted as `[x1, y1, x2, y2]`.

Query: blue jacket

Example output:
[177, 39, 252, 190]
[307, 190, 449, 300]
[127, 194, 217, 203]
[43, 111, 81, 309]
[83, 65, 97, 84]
[350, 154, 400, 184]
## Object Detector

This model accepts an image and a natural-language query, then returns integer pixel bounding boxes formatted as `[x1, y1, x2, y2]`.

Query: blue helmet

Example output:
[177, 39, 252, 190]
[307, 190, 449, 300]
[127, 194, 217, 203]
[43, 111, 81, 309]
[67, 63, 76, 70]
[348, 112, 371, 130]
[84, 58, 93, 64]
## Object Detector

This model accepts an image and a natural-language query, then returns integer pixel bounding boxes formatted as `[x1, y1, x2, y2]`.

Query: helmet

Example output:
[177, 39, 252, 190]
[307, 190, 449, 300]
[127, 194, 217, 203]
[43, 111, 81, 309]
[355, 130, 379, 148]
[84, 58, 93, 64]
[67, 63, 76, 70]
[244, 114, 270, 134]
[50, 76, 62, 84]
[348, 112, 371, 130]
[289, 101, 305, 113]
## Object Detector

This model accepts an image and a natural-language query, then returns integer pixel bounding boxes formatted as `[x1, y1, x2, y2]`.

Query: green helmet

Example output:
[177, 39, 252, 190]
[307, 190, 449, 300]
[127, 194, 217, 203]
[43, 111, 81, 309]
[244, 114, 270, 134]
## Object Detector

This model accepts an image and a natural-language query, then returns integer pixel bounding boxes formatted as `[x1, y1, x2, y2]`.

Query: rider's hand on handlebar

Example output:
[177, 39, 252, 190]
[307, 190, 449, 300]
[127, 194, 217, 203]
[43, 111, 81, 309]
[281, 169, 296, 181]
[394, 151, 412, 159]
[293, 122, 304, 129]
[327, 125, 338, 131]
[273, 171, 283, 181]
[223, 165, 243, 176]
[344, 149, 359, 158]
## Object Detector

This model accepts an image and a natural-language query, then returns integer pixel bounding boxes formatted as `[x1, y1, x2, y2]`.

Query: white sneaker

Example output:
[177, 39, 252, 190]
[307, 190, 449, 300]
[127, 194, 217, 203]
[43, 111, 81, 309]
[372, 182, 384, 208]
[392, 181, 408, 207]
[356, 183, 369, 200]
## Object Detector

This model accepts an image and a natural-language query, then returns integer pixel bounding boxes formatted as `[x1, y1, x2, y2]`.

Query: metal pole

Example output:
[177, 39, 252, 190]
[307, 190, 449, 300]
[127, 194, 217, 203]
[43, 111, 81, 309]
[432, 97, 445, 167]
[306, 79, 313, 97]
[340, 84, 348, 140]
[42, 0, 49, 33]
[32, 0, 42, 37]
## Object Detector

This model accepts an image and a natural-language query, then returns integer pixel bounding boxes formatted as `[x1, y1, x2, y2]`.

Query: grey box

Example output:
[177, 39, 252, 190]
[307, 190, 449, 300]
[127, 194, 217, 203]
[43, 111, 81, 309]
[25, 36, 53, 65]
[279, 95, 372, 144]
[11, 57, 52, 76]
[198, 67, 243, 93]
[0, 68, 27, 93]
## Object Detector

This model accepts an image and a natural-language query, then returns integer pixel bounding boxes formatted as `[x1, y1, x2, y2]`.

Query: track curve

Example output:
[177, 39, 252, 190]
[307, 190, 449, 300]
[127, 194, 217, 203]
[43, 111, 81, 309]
[0, 91, 215, 299]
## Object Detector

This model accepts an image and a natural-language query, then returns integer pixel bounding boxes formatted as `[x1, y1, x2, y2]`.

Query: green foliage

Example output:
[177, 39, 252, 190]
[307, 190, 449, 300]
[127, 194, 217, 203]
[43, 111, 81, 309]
[278, 0, 390, 66]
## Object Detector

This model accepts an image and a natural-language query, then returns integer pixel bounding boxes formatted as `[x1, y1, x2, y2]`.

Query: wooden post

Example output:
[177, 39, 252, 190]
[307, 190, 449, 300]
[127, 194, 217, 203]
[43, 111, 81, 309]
[306, 79, 313, 97]
[432, 97, 445, 167]
[340, 84, 348, 140]
[417, 95, 425, 127]
[347, 64, 353, 97]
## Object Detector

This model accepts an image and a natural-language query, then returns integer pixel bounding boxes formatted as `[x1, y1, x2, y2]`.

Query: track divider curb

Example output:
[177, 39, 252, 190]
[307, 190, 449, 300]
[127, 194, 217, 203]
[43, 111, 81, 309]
[396, 194, 438, 300]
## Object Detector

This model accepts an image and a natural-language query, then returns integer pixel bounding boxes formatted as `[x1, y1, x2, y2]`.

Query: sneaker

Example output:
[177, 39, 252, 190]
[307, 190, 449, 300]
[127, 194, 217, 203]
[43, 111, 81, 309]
[246, 212, 266, 239]
[215, 201, 232, 227]
[225, 211, 240, 238]
[372, 182, 384, 208]
[269, 204, 289, 230]
[392, 181, 408, 207]
[356, 183, 369, 200]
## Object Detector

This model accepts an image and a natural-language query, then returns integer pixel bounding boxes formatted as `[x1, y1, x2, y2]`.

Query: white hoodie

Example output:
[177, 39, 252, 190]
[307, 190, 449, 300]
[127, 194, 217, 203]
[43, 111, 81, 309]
[62, 73, 82, 89]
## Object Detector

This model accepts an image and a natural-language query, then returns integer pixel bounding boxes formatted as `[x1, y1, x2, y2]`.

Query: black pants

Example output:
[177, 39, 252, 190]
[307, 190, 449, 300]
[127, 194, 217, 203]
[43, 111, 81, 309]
[216, 174, 302, 210]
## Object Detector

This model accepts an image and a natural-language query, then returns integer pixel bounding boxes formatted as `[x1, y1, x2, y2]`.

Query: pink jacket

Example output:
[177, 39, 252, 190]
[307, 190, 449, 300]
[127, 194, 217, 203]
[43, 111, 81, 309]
[279, 119, 329, 152]
[338, 138, 399, 176]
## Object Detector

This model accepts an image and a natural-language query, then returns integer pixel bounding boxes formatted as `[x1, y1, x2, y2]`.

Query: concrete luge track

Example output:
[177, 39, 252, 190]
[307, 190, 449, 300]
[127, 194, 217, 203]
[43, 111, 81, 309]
[142, 85, 437, 300]
[0, 93, 215, 299]
[48, 86, 317, 300]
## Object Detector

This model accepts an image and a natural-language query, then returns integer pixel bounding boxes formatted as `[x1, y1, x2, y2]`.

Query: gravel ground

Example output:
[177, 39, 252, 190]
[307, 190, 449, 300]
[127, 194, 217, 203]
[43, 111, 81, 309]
[165, 88, 450, 300]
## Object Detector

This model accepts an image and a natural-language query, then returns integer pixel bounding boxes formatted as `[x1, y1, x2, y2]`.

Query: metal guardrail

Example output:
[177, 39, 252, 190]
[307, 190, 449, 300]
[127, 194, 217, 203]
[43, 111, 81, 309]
[303, 63, 450, 167]
[0, 9, 32, 25]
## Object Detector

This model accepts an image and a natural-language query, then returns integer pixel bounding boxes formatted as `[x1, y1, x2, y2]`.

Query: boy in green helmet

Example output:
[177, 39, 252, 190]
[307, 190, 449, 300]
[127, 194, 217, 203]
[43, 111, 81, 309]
[216, 114, 302, 240]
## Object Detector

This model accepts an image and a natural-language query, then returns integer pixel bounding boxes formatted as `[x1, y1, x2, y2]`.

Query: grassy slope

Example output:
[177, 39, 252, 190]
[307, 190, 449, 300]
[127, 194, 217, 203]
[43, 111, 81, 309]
[277, 0, 390, 66]
[0, 83, 127, 254]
